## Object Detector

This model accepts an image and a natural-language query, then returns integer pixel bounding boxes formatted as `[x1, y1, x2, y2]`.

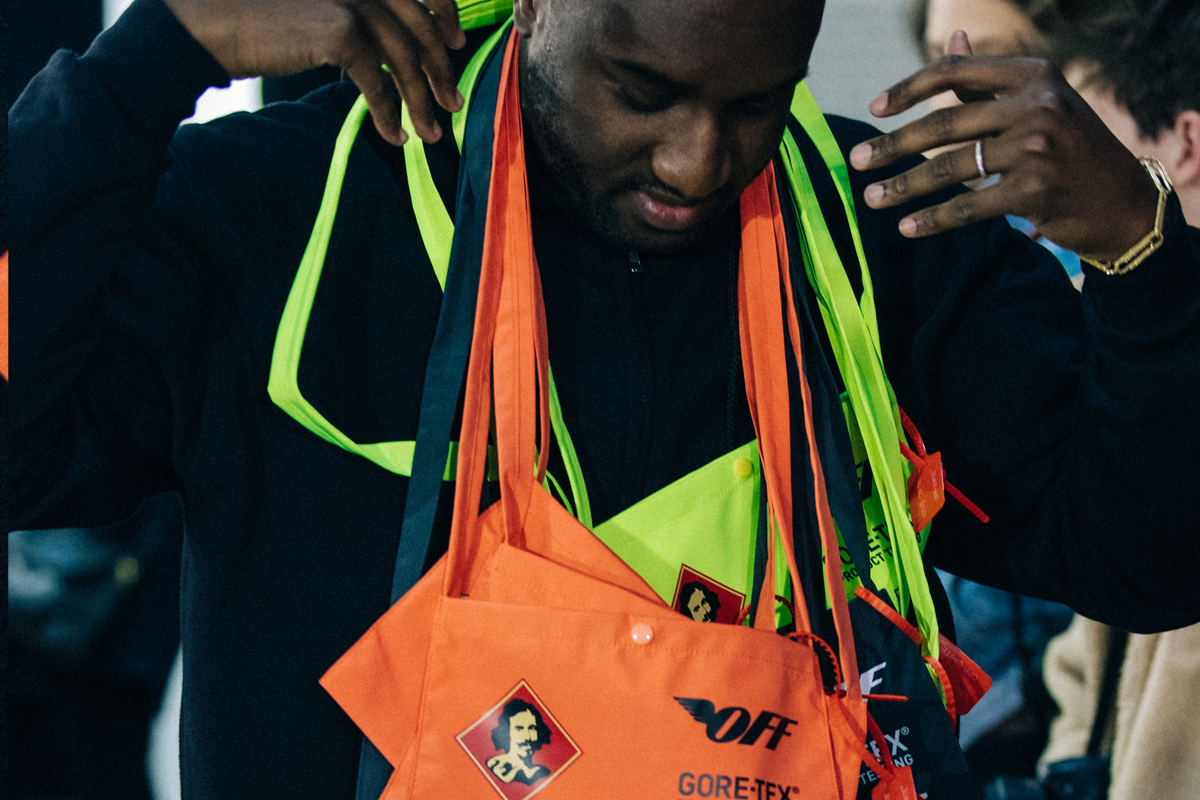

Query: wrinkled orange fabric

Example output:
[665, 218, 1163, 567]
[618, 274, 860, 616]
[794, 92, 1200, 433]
[321, 32, 891, 799]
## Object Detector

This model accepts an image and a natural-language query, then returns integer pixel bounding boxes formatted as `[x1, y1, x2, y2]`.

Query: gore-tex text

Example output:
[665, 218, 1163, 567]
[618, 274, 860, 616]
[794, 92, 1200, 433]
[678, 773, 800, 799]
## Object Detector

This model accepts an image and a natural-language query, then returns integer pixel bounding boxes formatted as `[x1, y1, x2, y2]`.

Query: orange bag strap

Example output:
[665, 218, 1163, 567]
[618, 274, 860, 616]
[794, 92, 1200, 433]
[444, 31, 551, 595]
[487, 29, 547, 545]
[443, 38, 863, 713]
[739, 166, 862, 703]
[739, 170, 804, 637]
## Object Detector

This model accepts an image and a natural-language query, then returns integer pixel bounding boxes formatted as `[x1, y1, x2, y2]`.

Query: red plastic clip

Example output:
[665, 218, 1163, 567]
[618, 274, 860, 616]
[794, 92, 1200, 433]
[855, 586, 993, 719]
[898, 408, 988, 526]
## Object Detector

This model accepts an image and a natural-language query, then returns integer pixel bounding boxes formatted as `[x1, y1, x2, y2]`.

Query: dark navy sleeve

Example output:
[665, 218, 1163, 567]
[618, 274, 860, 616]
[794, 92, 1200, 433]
[823, 115, 1200, 633]
[9, 0, 230, 528]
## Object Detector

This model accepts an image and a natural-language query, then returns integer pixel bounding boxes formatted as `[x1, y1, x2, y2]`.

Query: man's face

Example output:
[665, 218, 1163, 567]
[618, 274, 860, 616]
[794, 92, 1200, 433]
[686, 588, 713, 622]
[516, 0, 823, 253]
[922, 0, 1045, 116]
[923, 0, 1044, 65]
[509, 710, 540, 760]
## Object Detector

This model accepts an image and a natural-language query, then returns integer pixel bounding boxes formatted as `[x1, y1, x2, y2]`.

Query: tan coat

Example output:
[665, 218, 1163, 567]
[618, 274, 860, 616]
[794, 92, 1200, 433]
[1040, 616, 1200, 800]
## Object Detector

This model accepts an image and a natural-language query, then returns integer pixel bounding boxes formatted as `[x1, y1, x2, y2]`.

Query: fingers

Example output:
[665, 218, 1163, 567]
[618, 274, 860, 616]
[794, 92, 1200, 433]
[944, 29, 972, 57]
[869, 55, 1054, 119]
[891, 178, 1014, 238]
[379, 0, 464, 111]
[863, 133, 1068, 238]
[345, 58, 407, 146]
[943, 30, 993, 105]
[850, 97, 1015, 171]
[861, 141, 981, 211]
[336, 0, 466, 145]
[417, 0, 467, 50]
[843, 30, 1157, 250]
[356, 5, 437, 142]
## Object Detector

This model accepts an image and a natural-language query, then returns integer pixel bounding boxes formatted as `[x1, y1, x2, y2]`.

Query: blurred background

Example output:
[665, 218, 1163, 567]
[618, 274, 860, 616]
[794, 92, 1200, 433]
[808, 0, 931, 129]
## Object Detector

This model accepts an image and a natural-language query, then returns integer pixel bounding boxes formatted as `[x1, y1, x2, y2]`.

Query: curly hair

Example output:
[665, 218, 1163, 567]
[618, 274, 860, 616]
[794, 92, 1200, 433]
[491, 699, 552, 753]
[679, 581, 721, 621]
[1037, 0, 1200, 138]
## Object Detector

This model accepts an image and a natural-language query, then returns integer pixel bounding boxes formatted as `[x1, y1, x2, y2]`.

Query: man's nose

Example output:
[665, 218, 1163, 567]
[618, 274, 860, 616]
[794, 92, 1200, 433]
[651, 108, 732, 200]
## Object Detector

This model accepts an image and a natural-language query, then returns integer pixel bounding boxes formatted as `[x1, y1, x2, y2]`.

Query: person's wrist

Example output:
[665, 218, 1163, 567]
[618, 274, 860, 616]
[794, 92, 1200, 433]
[1079, 157, 1175, 276]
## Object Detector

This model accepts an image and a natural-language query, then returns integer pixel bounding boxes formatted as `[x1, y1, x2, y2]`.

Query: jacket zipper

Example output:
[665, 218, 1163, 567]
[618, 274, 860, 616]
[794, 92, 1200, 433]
[626, 250, 653, 501]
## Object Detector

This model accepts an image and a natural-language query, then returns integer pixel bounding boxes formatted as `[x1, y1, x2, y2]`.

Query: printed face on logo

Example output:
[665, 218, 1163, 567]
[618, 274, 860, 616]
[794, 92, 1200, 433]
[672, 565, 746, 625]
[457, 681, 581, 799]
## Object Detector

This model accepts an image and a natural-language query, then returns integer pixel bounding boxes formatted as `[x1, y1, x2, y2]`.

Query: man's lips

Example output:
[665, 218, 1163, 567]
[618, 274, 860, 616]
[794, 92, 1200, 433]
[634, 190, 718, 232]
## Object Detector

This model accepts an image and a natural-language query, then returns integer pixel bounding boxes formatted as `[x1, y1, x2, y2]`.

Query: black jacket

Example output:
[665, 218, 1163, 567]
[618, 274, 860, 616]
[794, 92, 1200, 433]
[10, 0, 1200, 797]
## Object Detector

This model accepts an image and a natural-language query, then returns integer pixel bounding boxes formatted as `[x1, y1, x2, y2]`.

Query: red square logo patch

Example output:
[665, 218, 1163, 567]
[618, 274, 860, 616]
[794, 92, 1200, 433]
[457, 681, 581, 799]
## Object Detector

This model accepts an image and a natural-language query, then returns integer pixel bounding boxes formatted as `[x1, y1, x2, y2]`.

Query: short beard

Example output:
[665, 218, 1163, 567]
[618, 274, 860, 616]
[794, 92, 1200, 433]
[520, 42, 735, 255]
[519, 43, 635, 249]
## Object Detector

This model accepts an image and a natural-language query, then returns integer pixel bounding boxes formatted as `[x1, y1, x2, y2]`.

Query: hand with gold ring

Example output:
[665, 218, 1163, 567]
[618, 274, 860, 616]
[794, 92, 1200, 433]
[848, 30, 1159, 263]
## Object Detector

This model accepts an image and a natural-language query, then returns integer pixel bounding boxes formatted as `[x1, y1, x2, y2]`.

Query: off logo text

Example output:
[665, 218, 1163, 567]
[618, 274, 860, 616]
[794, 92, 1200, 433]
[674, 698, 796, 750]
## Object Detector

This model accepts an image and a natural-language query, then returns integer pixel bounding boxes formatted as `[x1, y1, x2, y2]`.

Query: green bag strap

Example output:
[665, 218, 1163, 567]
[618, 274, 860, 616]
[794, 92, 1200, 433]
[401, 19, 514, 289]
[395, 65, 937, 655]
[267, 9, 510, 480]
[547, 363, 593, 527]
[401, 101, 453, 290]
[398, 17, 592, 523]
[456, 0, 513, 31]
[272, 13, 937, 657]
[781, 84, 939, 658]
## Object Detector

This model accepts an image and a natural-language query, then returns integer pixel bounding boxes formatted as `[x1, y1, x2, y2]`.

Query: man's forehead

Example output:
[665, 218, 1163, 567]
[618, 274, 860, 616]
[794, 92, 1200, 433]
[566, 0, 823, 87]
[598, 0, 817, 28]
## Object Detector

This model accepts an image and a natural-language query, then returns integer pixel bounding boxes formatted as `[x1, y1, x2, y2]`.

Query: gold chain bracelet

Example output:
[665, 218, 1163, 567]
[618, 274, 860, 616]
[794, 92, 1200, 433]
[1079, 157, 1175, 276]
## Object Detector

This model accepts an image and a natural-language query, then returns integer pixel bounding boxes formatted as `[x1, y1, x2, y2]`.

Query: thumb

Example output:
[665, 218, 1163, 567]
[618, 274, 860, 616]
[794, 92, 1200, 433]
[945, 30, 992, 104]
[945, 29, 974, 57]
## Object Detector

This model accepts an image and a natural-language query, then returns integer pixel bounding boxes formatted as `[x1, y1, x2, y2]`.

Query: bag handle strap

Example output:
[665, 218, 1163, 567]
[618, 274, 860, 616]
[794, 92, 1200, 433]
[782, 90, 940, 662]
[442, 30, 551, 593]
[269, 18, 512, 482]
[488, 30, 549, 545]
[781, 89, 939, 658]
[354, 18, 511, 800]
[739, 166, 862, 702]
[438, 34, 862, 698]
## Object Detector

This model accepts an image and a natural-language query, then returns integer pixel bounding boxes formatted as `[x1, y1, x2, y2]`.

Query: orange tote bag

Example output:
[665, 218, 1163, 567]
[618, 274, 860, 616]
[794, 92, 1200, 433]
[322, 32, 900, 800]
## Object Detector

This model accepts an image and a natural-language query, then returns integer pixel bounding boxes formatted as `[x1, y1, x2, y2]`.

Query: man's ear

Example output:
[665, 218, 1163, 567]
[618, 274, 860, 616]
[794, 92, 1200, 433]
[512, 0, 542, 38]
[1169, 109, 1200, 188]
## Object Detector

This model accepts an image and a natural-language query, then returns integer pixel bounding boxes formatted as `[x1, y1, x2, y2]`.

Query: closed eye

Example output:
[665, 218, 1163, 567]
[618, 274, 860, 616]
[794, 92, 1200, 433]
[616, 83, 677, 114]
[605, 59, 684, 114]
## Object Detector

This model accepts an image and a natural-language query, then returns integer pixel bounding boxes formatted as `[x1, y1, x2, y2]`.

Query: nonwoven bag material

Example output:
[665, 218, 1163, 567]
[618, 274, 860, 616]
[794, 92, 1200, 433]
[323, 414, 871, 799]
[394, 489, 866, 799]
